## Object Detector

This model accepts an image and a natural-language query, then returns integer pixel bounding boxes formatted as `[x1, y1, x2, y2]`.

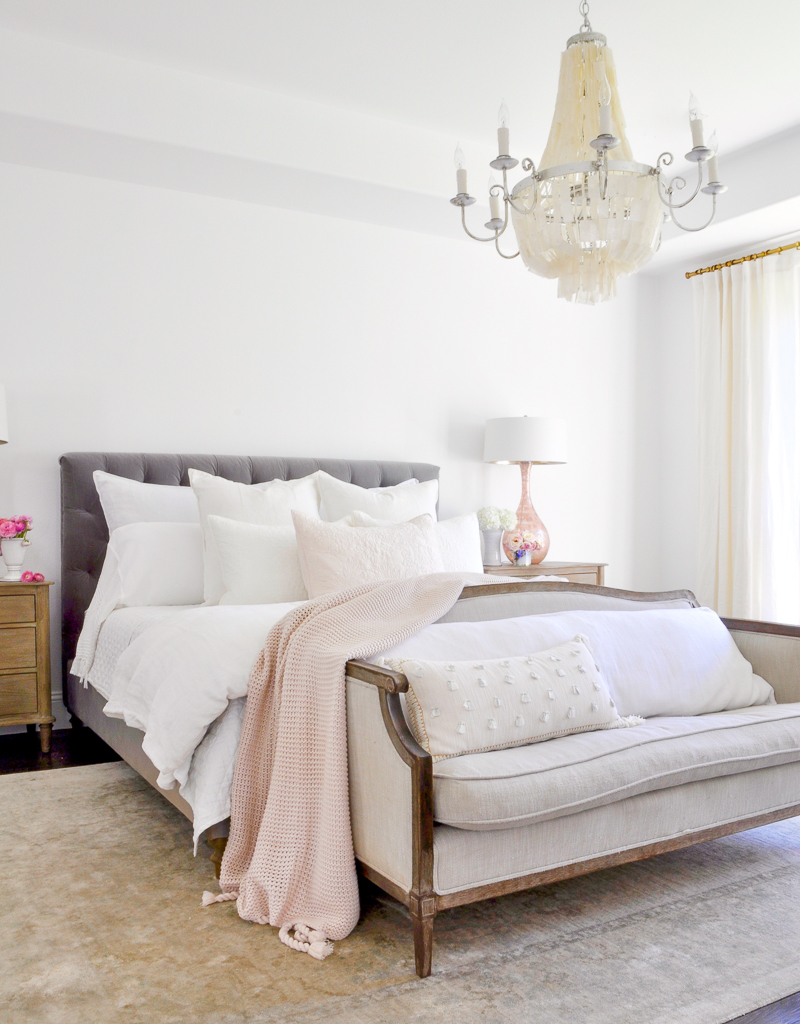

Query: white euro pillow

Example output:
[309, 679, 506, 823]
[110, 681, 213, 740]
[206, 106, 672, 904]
[317, 471, 438, 523]
[189, 469, 321, 604]
[93, 471, 199, 532]
[346, 510, 483, 573]
[292, 511, 445, 598]
[379, 607, 775, 719]
[208, 515, 308, 605]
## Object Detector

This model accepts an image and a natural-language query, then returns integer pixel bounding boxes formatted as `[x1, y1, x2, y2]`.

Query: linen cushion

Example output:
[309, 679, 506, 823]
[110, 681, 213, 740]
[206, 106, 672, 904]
[317, 471, 438, 523]
[108, 522, 204, 607]
[208, 515, 308, 605]
[379, 607, 774, 718]
[387, 636, 621, 761]
[93, 470, 199, 532]
[431, 703, 800, 831]
[347, 510, 483, 573]
[292, 511, 445, 598]
[189, 469, 321, 603]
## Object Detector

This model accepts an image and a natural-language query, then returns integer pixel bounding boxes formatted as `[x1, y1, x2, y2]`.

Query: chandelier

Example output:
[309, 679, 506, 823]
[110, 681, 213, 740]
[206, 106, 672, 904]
[450, 1, 727, 304]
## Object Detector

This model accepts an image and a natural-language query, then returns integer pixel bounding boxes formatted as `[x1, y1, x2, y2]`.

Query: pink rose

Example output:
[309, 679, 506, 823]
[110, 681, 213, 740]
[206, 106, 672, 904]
[0, 520, 17, 538]
[21, 571, 33, 582]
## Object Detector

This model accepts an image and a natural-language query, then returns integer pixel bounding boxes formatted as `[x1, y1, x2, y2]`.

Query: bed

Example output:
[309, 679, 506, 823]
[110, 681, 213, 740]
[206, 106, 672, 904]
[61, 452, 440, 864]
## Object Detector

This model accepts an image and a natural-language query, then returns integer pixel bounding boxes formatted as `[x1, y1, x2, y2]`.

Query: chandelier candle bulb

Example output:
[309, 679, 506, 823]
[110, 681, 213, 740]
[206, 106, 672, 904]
[689, 94, 705, 148]
[497, 100, 510, 154]
[454, 143, 467, 194]
[489, 180, 503, 221]
[598, 74, 612, 135]
[707, 131, 720, 182]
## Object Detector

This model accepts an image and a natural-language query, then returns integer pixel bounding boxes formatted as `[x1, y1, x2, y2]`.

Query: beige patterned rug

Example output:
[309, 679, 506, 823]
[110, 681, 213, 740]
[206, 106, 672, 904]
[3, 762, 800, 1024]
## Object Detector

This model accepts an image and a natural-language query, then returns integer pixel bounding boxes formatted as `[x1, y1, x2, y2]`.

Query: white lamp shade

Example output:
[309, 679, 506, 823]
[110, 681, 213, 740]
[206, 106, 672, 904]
[484, 416, 567, 464]
[0, 384, 7, 444]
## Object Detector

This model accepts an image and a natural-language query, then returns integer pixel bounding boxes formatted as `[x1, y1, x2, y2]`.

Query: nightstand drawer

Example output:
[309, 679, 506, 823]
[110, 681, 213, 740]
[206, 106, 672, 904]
[0, 627, 37, 669]
[0, 595, 36, 624]
[0, 672, 38, 715]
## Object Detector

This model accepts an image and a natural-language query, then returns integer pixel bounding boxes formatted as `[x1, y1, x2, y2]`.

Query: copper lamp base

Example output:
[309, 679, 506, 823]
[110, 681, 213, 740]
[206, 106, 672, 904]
[502, 461, 550, 564]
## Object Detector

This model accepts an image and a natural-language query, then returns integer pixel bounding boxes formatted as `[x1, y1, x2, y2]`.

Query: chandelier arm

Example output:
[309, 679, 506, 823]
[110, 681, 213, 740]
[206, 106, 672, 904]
[667, 193, 718, 233]
[494, 234, 520, 259]
[502, 166, 537, 215]
[657, 158, 705, 211]
[460, 205, 500, 243]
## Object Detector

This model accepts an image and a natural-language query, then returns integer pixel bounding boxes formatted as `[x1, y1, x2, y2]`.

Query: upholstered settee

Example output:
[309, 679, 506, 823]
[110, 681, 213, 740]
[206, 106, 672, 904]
[345, 582, 800, 977]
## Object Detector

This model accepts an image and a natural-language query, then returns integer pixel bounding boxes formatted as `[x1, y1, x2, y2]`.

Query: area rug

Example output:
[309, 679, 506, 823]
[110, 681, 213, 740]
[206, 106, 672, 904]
[2, 762, 800, 1024]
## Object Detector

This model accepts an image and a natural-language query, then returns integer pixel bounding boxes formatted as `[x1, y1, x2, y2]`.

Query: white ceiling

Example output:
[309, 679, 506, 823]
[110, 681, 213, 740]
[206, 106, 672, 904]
[0, 0, 798, 170]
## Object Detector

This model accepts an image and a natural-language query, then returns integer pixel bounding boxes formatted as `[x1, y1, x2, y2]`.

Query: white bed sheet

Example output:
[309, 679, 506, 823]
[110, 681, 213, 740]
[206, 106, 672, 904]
[99, 603, 304, 848]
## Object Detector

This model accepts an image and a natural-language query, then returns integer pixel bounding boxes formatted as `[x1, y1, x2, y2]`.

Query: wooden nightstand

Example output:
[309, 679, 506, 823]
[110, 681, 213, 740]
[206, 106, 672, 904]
[0, 581, 54, 752]
[483, 561, 606, 585]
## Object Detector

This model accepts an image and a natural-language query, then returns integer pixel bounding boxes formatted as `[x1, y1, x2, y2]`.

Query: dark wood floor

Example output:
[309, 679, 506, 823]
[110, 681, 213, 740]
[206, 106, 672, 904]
[0, 728, 797, 1023]
[0, 725, 120, 775]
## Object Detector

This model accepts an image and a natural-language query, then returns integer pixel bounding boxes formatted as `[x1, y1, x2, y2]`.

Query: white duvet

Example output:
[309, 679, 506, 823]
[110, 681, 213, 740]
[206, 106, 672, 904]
[102, 603, 303, 846]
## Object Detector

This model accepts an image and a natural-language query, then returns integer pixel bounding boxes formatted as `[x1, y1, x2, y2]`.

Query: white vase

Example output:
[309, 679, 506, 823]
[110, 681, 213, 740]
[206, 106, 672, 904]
[481, 529, 504, 567]
[1, 537, 26, 581]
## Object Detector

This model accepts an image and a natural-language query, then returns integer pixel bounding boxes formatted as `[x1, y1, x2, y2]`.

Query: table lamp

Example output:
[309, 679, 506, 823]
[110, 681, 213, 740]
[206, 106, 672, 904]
[484, 416, 567, 564]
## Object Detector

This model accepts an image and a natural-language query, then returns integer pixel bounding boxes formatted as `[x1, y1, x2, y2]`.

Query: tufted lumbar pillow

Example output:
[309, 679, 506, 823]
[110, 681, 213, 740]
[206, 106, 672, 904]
[385, 636, 641, 761]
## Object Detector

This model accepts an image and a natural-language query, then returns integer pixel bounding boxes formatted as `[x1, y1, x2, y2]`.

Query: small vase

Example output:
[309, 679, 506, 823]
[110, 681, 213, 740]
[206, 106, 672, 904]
[514, 549, 532, 567]
[481, 529, 504, 567]
[1, 537, 27, 581]
[502, 461, 550, 565]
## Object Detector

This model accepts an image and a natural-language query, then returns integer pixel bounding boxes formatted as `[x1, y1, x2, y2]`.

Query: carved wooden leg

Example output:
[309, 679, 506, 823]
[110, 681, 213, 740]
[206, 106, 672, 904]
[409, 894, 436, 978]
[69, 714, 84, 730]
[39, 723, 52, 754]
[207, 837, 228, 879]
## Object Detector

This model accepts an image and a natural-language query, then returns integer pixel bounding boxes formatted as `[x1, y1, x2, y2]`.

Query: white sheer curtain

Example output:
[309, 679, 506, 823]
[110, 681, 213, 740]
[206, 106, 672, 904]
[694, 246, 800, 621]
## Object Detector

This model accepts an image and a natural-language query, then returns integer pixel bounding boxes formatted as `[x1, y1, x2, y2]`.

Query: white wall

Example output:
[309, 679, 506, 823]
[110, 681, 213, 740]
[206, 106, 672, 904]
[0, 160, 647, 725]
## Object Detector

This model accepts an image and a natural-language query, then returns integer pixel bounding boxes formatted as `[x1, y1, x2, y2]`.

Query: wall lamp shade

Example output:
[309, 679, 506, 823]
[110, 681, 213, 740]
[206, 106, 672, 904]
[484, 416, 567, 465]
[0, 384, 7, 444]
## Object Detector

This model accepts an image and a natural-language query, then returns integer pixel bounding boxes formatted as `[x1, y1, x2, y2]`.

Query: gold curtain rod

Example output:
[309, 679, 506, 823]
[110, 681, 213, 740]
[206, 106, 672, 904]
[685, 240, 800, 279]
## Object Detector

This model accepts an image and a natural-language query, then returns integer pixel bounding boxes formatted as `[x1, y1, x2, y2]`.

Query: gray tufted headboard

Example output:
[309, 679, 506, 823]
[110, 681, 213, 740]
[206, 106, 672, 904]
[60, 453, 439, 691]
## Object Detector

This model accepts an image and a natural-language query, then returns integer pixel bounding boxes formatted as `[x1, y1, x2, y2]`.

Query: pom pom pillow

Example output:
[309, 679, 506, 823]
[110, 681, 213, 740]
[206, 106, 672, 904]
[386, 636, 637, 761]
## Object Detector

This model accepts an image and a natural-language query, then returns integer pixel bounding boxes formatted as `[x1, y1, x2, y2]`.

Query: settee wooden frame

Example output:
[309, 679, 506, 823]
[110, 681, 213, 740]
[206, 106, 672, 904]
[345, 581, 800, 977]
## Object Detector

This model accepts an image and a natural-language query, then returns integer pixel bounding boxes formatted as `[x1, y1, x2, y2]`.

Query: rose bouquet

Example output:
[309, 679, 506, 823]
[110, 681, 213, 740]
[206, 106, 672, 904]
[477, 507, 517, 531]
[0, 516, 32, 543]
[506, 530, 541, 563]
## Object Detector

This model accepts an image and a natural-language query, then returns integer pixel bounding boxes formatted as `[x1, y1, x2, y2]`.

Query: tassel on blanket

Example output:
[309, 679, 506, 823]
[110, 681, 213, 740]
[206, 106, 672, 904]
[201, 890, 238, 907]
[608, 715, 646, 729]
[279, 924, 334, 961]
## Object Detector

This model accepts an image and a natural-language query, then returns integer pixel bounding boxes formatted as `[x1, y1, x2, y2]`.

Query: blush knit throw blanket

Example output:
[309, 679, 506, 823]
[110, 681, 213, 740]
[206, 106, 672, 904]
[205, 571, 492, 958]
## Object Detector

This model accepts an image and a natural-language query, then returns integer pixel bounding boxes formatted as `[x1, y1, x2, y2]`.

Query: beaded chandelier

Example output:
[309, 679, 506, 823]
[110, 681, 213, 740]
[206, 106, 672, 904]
[451, 2, 726, 304]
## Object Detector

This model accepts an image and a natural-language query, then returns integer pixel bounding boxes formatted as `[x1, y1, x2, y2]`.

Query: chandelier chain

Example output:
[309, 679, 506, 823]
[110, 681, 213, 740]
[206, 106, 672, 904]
[578, 1, 592, 33]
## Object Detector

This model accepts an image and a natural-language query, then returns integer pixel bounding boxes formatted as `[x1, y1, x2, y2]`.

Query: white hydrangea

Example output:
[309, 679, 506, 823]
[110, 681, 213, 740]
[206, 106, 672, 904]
[477, 506, 517, 531]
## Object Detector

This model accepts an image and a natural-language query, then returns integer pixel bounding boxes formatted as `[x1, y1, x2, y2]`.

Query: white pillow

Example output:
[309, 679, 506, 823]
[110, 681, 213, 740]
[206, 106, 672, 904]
[379, 607, 775, 718]
[386, 637, 624, 761]
[189, 469, 321, 604]
[93, 471, 199, 533]
[208, 515, 308, 605]
[347, 510, 483, 573]
[317, 471, 438, 523]
[71, 522, 204, 680]
[292, 511, 445, 599]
